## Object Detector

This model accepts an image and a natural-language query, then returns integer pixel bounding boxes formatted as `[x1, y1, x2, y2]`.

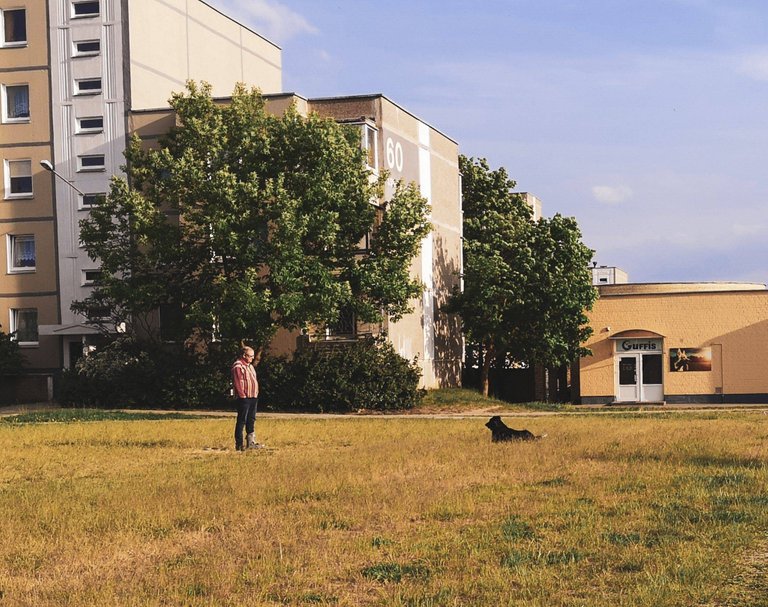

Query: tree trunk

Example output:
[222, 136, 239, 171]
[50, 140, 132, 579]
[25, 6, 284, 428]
[480, 340, 495, 397]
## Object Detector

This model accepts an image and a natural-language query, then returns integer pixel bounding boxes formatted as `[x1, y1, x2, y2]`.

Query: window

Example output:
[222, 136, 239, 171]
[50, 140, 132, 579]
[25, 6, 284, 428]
[160, 303, 184, 342]
[72, 1, 100, 18]
[11, 308, 38, 345]
[77, 154, 105, 172]
[74, 78, 102, 95]
[79, 192, 105, 208]
[81, 269, 102, 285]
[358, 123, 378, 169]
[328, 305, 356, 336]
[8, 234, 35, 272]
[76, 116, 103, 134]
[73, 39, 100, 56]
[2, 84, 30, 122]
[4, 159, 32, 198]
[1, 9, 26, 46]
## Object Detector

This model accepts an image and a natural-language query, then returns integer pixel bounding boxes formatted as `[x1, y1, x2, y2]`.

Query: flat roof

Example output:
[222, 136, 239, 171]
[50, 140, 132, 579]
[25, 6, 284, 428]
[599, 282, 766, 296]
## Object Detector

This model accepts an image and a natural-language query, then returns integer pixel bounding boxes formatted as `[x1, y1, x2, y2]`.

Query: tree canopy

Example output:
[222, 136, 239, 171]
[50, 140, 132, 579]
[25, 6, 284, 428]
[447, 155, 597, 396]
[76, 82, 430, 349]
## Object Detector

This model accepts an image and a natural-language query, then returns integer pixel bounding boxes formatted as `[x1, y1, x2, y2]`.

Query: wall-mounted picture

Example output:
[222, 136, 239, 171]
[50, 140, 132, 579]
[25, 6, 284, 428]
[669, 347, 712, 372]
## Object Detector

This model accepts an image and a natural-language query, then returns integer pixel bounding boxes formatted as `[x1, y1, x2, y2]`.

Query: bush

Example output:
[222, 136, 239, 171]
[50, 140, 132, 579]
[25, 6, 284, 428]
[58, 337, 424, 412]
[261, 338, 424, 412]
[0, 324, 23, 376]
[58, 338, 231, 409]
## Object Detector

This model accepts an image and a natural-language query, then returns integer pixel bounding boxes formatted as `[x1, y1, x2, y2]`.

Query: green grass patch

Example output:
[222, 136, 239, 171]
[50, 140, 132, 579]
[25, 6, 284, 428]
[361, 562, 431, 583]
[0, 409, 216, 425]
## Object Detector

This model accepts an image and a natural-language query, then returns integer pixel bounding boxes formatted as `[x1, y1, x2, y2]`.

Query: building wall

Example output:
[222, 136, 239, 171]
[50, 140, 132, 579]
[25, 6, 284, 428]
[308, 95, 463, 387]
[580, 287, 768, 403]
[127, 0, 282, 110]
[0, 0, 60, 370]
[45, 0, 128, 368]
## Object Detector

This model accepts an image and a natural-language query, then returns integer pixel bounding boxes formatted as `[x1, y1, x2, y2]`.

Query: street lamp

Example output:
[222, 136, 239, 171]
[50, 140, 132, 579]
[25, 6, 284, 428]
[40, 159, 85, 195]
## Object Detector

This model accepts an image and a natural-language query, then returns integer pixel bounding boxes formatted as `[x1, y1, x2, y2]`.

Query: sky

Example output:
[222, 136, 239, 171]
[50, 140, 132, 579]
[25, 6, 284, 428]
[207, 0, 768, 284]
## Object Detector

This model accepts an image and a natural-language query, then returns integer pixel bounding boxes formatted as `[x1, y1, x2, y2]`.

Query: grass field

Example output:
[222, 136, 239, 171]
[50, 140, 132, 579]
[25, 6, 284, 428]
[1, 408, 767, 606]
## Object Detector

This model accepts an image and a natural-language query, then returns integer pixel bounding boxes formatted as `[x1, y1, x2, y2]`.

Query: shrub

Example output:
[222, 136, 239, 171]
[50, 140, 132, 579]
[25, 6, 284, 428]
[0, 324, 23, 376]
[279, 338, 424, 412]
[58, 338, 231, 409]
[58, 336, 424, 412]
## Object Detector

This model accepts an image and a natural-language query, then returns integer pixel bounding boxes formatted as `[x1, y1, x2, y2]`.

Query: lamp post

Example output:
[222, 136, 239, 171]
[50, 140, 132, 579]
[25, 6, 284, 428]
[40, 159, 85, 195]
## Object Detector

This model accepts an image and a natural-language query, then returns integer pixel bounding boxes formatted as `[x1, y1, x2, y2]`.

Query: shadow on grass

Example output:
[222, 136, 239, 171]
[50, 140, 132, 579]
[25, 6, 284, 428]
[0, 409, 220, 425]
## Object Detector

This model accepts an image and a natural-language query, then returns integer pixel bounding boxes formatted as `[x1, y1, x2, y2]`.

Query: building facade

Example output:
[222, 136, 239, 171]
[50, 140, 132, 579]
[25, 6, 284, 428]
[579, 282, 768, 404]
[131, 92, 465, 388]
[42, 0, 282, 369]
[2, 0, 463, 393]
[1, 0, 60, 380]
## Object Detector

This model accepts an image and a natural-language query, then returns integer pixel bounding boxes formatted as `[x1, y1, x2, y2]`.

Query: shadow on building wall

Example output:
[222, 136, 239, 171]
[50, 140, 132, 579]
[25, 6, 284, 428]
[431, 233, 463, 387]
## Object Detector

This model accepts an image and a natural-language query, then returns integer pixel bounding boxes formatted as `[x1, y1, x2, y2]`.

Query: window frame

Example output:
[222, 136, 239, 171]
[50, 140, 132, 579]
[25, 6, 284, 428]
[76, 115, 104, 134]
[71, 1, 101, 19]
[79, 192, 106, 209]
[81, 269, 103, 286]
[10, 307, 38, 347]
[4, 158, 33, 199]
[2, 83, 30, 123]
[1, 8, 27, 48]
[74, 77, 102, 96]
[77, 154, 106, 172]
[72, 39, 100, 57]
[7, 233, 36, 273]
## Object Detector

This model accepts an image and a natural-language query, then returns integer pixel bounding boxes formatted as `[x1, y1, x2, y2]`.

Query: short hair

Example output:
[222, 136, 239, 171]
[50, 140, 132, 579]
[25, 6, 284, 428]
[240, 346, 254, 357]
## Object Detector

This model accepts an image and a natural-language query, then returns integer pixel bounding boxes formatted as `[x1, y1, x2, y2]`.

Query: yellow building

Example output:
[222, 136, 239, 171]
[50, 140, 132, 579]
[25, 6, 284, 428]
[579, 282, 768, 404]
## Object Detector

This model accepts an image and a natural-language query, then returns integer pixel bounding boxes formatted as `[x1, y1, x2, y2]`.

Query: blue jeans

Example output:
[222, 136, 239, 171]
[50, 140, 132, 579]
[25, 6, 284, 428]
[234, 397, 258, 449]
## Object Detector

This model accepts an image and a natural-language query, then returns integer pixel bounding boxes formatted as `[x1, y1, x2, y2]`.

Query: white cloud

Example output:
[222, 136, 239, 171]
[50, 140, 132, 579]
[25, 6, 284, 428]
[731, 222, 764, 236]
[736, 50, 768, 81]
[208, 0, 317, 43]
[591, 185, 633, 205]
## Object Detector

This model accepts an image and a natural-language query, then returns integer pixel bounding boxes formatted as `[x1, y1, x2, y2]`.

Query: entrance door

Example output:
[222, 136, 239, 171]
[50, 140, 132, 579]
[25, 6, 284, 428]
[617, 356, 639, 401]
[616, 353, 664, 402]
[641, 354, 663, 401]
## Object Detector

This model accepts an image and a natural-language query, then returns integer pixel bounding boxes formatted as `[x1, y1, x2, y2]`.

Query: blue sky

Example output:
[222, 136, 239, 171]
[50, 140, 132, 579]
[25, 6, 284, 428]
[208, 0, 768, 284]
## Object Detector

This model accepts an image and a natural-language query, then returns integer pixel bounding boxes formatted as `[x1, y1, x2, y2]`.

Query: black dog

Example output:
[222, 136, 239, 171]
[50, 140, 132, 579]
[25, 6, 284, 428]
[485, 416, 544, 442]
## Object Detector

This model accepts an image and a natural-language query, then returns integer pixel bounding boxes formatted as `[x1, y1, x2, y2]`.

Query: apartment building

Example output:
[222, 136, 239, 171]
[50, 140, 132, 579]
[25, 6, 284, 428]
[1, 0, 281, 391]
[1, 0, 59, 379]
[2, 0, 463, 392]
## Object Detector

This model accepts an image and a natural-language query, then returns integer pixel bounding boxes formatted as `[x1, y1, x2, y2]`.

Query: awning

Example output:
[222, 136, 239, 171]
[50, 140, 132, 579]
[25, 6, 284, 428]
[609, 329, 665, 339]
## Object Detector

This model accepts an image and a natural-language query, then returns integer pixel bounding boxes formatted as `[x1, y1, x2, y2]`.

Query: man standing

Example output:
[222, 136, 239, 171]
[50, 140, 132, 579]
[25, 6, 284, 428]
[231, 346, 262, 451]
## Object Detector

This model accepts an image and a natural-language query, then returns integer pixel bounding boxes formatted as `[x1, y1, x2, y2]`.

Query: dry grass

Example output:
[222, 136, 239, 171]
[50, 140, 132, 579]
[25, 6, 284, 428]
[1, 411, 767, 606]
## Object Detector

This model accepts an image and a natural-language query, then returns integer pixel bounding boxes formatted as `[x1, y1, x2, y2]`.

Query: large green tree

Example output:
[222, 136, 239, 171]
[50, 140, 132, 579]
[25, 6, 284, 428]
[447, 156, 597, 397]
[76, 82, 430, 349]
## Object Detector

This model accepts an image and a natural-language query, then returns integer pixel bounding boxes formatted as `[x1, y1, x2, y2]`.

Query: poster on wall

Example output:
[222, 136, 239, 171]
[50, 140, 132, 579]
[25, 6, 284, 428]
[669, 347, 712, 372]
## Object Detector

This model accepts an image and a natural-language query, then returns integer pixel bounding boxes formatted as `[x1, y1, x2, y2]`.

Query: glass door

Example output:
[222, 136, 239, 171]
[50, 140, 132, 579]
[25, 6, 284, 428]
[641, 354, 663, 401]
[617, 355, 639, 401]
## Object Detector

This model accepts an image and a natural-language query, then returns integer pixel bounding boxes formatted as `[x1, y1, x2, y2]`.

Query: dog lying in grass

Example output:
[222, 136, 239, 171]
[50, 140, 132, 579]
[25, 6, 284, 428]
[485, 416, 545, 442]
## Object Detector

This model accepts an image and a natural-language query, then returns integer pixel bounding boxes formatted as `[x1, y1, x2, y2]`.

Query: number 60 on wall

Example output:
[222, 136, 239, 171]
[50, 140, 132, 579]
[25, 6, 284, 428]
[385, 137, 404, 173]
